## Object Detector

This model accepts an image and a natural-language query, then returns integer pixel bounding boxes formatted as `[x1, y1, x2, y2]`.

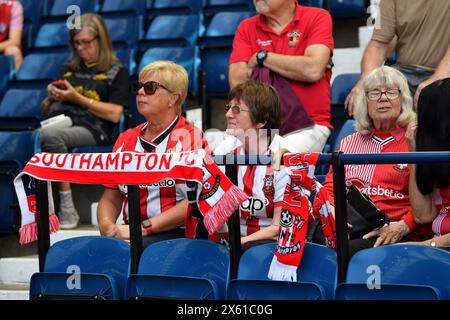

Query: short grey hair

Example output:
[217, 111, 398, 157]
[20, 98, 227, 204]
[353, 66, 416, 134]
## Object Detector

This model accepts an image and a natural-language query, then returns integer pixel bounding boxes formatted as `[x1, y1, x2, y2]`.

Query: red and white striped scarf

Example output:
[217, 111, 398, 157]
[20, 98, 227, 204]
[268, 152, 336, 281]
[14, 150, 248, 244]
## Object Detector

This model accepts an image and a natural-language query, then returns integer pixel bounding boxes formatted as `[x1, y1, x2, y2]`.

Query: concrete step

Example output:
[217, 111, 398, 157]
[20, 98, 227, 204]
[0, 226, 100, 286]
[0, 284, 29, 300]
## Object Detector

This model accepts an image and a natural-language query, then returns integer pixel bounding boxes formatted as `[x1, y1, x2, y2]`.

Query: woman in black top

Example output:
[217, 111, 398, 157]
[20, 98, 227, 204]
[40, 13, 129, 229]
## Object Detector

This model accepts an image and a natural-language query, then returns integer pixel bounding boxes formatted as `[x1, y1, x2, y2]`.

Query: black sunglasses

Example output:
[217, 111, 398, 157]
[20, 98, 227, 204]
[132, 81, 170, 95]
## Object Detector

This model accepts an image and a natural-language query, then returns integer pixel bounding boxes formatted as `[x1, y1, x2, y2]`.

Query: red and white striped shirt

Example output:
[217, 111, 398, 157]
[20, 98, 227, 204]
[432, 185, 450, 236]
[323, 128, 432, 240]
[214, 135, 291, 237]
[104, 116, 209, 224]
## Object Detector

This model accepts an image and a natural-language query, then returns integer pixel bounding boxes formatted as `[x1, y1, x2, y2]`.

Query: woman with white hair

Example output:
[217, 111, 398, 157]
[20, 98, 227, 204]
[322, 66, 432, 255]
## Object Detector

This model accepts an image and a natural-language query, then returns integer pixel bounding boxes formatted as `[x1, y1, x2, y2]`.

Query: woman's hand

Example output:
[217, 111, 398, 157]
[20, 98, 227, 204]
[405, 120, 418, 152]
[52, 80, 80, 104]
[272, 148, 290, 171]
[362, 220, 409, 247]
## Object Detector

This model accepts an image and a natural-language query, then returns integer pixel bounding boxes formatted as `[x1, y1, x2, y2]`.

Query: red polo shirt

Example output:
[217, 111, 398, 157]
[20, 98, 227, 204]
[229, 4, 334, 129]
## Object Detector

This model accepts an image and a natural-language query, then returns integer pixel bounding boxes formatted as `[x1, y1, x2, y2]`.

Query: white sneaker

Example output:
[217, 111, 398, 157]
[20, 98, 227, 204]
[59, 207, 80, 229]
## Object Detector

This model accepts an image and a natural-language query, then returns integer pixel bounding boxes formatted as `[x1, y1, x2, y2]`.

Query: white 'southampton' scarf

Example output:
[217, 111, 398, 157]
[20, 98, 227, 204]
[14, 150, 248, 244]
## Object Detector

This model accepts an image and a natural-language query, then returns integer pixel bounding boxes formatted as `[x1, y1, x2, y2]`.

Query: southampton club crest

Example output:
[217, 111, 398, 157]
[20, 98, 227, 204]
[287, 30, 301, 48]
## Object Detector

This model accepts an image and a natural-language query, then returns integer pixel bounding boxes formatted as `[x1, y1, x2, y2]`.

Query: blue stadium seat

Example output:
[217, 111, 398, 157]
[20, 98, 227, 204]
[335, 245, 450, 300]
[104, 17, 140, 50]
[21, 0, 45, 51]
[299, 0, 324, 7]
[227, 242, 337, 300]
[33, 22, 69, 53]
[203, 0, 254, 16]
[332, 119, 356, 151]
[199, 11, 252, 98]
[201, 47, 231, 95]
[44, 0, 100, 18]
[0, 88, 47, 130]
[141, 14, 203, 48]
[138, 46, 200, 95]
[100, 0, 147, 16]
[115, 49, 136, 76]
[15, 53, 68, 83]
[200, 11, 252, 47]
[331, 73, 360, 105]
[0, 130, 40, 234]
[0, 55, 14, 99]
[29, 236, 130, 300]
[125, 238, 229, 300]
[149, 0, 205, 15]
[328, 0, 366, 18]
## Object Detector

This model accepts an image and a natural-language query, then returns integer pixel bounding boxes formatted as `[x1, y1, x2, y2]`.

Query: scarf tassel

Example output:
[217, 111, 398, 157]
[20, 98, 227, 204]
[19, 213, 60, 245]
[203, 185, 248, 235]
[268, 255, 298, 282]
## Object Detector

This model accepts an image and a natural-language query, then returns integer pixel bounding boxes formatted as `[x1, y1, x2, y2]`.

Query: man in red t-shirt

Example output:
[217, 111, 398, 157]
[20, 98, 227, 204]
[229, 0, 334, 153]
[0, 0, 23, 70]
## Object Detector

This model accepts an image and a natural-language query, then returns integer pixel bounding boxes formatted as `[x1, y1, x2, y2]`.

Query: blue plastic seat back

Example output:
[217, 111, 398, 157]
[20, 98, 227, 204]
[331, 73, 360, 105]
[16, 53, 68, 81]
[232, 242, 337, 299]
[30, 236, 130, 300]
[115, 49, 136, 75]
[144, 15, 202, 47]
[204, 0, 254, 15]
[299, 0, 324, 7]
[0, 172, 19, 234]
[34, 23, 69, 51]
[202, 47, 231, 94]
[0, 89, 47, 130]
[206, 11, 252, 38]
[0, 130, 40, 170]
[46, 0, 100, 17]
[335, 283, 441, 300]
[138, 46, 200, 94]
[151, 0, 204, 15]
[101, 0, 147, 15]
[342, 245, 450, 299]
[22, 0, 44, 26]
[135, 238, 229, 299]
[332, 119, 356, 151]
[105, 17, 140, 50]
[126, 274, 219, 300]
[329, 0, 365, 18]
[0, 56, 13, 98]
[30, 273, 119, 300]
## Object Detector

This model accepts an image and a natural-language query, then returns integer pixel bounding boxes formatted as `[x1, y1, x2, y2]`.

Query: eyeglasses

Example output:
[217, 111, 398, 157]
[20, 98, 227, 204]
[366, 88, 401, 101]
[132, 81, 170, 95]
[71, 36, 98, 48]
[224, 104, 251, 114]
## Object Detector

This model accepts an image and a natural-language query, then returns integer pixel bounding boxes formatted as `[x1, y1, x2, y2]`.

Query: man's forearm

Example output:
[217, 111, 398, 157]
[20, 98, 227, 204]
[360, 40, 390, 80]
[229, 62, 250, 88]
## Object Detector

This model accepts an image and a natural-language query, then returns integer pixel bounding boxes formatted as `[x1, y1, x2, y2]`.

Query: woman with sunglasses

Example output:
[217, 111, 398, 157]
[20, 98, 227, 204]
[97, 61, 209, 246]
[319, 66, 433, 255]
[186, 80, 294, 249]
[40, 13, 129, 229]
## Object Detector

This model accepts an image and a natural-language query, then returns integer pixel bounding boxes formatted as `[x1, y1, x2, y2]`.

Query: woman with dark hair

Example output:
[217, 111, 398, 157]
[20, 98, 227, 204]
[40, 13, 129, 229]
[188, 80, 294, 249]
[406, 78, 450, 248]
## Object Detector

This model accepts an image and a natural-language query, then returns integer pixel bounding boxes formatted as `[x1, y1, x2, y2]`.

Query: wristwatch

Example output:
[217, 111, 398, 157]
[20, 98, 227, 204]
[256, 50, 268, 67]
[142, 218, 152, 228]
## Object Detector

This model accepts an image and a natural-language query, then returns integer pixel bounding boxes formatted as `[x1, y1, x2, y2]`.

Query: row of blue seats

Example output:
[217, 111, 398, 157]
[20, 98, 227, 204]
[29, 236, 450, 300]
[22, 0, 364, 24]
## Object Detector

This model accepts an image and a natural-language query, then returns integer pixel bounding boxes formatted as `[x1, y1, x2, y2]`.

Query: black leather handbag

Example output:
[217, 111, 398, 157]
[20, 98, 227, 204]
[346, 185, 390, 239]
